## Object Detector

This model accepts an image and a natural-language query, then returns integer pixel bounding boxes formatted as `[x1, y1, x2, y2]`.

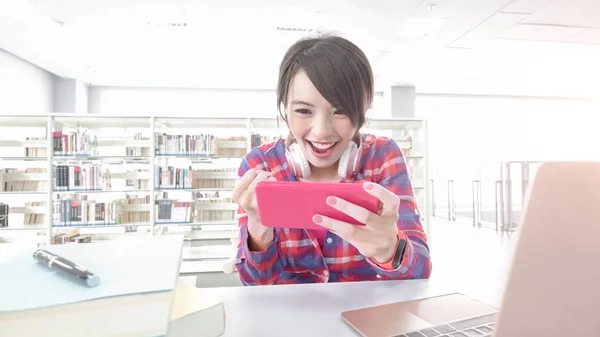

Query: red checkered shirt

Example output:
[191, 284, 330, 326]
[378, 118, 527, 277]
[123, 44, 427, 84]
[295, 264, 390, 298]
[234, 134, 432, 285]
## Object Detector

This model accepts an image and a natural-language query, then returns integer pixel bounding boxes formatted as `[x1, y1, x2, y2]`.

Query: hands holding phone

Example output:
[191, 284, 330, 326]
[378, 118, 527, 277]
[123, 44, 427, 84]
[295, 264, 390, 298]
[312, 182, 400, 263]
[233, 170, 400, 261]
[232, 169, 276, 251]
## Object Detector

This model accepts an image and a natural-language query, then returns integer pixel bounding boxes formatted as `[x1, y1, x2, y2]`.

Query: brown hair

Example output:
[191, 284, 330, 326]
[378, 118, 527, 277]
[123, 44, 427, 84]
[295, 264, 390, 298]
[276, 33, 374, 130]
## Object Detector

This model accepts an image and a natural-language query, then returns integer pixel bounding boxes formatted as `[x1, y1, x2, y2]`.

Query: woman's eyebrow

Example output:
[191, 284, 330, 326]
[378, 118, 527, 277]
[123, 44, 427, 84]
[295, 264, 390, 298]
[290, 100, 315, 107]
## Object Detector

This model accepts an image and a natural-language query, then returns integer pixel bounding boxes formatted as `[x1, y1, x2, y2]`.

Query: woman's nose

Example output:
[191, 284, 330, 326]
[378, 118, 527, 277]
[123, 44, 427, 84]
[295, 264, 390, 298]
[311, 115, 333, 136]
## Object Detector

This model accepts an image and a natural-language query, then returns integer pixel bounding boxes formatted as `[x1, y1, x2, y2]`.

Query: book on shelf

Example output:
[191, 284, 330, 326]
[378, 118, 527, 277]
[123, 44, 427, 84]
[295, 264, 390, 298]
[54, 194, 113, 226]
[251, 133, 279, 148]
[24, 137, 47, 157]
[193, 196, 236, 223]
[155, 198, 194, 224]
[53, 229, 92, 244]
[155, 133, 249, 158]
[126, 169, 151, 189]
[125, 132, 151, 156]
[155, 133, 216, 156]
[0, 203, 8, 227]
[53, 194, 150, 226]
[115, 195, 150, 224]
[54, 165, 104, 191]
[53, 165, 150, 192]
[189, 167, 237, 189]
[155, 166, 237, 190]
[153, 191, 236, 225]
[155, 166, 191, 189]
[53, 128, 98, 156]
[0, 168, 47, 192]
[214, 136, 247, 157]
[24, 201, 46, 225]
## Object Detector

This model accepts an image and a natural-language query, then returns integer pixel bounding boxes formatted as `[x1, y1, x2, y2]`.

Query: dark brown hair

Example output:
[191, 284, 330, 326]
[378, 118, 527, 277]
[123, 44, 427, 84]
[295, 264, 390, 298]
[276, 33, 374, 130]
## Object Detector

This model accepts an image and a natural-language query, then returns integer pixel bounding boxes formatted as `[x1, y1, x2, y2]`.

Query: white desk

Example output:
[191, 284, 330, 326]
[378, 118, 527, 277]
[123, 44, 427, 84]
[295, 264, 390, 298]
[200, 278, 505, 337]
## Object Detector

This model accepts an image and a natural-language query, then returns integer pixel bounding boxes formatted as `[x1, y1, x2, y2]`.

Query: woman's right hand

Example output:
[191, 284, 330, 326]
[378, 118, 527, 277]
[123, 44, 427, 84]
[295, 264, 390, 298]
[232, 169, 276, 249]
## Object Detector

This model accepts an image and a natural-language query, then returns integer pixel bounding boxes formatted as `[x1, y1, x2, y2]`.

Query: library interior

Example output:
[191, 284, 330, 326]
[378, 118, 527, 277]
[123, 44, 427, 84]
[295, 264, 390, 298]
[1, 1, 600, 336]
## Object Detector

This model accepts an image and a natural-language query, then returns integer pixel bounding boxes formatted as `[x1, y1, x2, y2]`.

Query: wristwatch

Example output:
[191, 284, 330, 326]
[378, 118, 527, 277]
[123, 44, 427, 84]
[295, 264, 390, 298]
[375, 236, 407, 270]
[391, 237, 407, 269]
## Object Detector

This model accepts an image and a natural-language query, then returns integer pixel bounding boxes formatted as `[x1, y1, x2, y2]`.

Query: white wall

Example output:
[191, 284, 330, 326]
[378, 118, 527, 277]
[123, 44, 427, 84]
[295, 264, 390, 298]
[54, 77, 76, 113]
[89, 86, 385, 118]
[0, 49, 55, 113]
[89, 86, 277, 117]
[74, 79, 89, 113]
[417, 94, 600, 209]
[53, 78, 89, 113]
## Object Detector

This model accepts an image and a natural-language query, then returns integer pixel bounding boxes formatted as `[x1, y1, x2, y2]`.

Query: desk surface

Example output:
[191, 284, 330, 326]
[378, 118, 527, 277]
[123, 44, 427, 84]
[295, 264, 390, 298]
[199, 278, 505, 337]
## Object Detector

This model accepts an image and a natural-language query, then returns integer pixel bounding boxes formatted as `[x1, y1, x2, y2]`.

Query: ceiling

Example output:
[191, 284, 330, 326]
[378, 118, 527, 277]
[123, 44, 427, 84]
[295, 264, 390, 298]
[0, 0, 599, 97]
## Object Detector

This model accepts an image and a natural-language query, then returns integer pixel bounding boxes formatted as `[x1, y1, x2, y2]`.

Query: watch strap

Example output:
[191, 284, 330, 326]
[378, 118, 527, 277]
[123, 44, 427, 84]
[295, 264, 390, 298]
[371, 235, 407, 270]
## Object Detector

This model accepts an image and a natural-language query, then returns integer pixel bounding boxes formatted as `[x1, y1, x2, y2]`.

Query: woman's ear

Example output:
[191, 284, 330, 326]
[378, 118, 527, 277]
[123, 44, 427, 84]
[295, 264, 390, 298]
[364, 113, 372, 129]
[285, 132, 295, 147]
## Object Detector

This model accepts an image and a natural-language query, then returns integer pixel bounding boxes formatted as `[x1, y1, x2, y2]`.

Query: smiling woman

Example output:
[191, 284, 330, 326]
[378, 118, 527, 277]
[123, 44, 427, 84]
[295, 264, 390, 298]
[231, 32, 432, 285]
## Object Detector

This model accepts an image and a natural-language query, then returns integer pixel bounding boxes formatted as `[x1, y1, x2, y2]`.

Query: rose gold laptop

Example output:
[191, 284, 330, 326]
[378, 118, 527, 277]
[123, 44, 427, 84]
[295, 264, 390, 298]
[341, 162, 600, 337]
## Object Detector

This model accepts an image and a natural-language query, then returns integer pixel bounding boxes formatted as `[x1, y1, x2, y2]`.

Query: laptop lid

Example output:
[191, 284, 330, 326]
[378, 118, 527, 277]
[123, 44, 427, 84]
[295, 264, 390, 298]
[494, 162, 600, 336]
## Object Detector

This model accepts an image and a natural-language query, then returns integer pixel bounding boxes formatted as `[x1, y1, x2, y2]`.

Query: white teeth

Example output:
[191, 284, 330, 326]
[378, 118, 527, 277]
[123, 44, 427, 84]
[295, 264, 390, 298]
[309, 141, 335, 149]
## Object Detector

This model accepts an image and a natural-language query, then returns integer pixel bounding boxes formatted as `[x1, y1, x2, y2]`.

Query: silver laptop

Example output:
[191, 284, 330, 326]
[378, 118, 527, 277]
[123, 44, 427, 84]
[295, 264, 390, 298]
[341, 161, 600, 336]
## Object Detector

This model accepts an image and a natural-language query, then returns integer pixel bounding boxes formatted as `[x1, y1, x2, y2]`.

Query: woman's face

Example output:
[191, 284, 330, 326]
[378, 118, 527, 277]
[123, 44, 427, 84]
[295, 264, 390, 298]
[286, 70, 358, 170]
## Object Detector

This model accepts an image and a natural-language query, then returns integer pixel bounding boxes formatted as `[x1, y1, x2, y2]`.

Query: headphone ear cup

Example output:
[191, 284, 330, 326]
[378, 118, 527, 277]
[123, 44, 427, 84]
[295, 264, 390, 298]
[338, 141, 358, 179]
[287, 142, 311, 179]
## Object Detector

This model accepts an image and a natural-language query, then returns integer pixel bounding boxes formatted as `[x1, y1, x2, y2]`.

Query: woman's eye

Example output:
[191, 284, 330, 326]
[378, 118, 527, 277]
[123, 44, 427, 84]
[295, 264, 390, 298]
[295, 109, 311, 114]
[333, 110, 346, 116]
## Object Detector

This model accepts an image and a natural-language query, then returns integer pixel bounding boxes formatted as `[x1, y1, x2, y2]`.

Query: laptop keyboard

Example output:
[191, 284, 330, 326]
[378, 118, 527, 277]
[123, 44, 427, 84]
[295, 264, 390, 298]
[395, 312, 497, 337]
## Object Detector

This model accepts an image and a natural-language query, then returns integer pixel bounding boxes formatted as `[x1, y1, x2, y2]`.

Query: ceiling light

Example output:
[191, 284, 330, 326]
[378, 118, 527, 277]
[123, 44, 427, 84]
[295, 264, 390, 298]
[395, 17, 447, 37]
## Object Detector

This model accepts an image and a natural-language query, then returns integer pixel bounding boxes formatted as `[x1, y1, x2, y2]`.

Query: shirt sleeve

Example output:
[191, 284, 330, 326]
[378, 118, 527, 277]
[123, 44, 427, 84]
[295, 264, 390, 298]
[365, 138, 432, 279]
[233, 149, 286, 285]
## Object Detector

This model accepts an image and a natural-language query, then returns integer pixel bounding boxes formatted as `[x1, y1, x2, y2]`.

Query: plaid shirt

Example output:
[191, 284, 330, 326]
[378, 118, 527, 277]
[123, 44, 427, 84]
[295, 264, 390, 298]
[234, 134, 432, 285]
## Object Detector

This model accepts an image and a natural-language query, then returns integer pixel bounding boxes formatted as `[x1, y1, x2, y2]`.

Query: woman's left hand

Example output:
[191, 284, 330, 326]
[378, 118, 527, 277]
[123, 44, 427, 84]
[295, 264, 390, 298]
[312, 182, 400, 263]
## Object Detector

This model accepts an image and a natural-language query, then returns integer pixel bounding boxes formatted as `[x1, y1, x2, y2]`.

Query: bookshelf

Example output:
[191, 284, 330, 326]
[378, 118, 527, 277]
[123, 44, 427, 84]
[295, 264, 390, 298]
[0, 114, 429, 275]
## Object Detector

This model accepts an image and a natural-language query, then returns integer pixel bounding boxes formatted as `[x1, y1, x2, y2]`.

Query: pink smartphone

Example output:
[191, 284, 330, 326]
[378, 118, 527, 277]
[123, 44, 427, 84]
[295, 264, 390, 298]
[255, 180, 382, 230]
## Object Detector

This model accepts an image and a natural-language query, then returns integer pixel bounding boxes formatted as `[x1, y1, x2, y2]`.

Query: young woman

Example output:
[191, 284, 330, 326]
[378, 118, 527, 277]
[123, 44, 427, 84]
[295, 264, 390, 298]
[231, 34, 432, 285]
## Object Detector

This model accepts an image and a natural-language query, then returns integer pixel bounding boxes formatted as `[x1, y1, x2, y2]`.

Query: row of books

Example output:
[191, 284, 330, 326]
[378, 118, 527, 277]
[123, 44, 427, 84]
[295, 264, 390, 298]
[251, 134, 279, 148]
[53, 194, 151, 226]
[10, 132, 281, 158]
[54, 165, 105, 191]
[0, 199, 237, 227]
[194, 196, 237, 223]
[0, 166, 237, 192]
[126, 170, 151, 189]
[155, 166, 236, 189]
[0, 201, 47, 226]
[53, 230, 92, 244]
[126, 132, 151, 156]
[156, 200, 193, 223]
[0, 168, 47, 192]
[25, 137, 47, 157]
[53, 129, 99, 156]
[155, 133, 217, 156]
[214, 136, 247, 158]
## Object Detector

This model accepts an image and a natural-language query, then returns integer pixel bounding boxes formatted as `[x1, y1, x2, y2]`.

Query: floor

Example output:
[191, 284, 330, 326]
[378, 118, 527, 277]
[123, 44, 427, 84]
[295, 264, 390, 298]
[426, 216, 517, 305]
[194, 216, 519, 304]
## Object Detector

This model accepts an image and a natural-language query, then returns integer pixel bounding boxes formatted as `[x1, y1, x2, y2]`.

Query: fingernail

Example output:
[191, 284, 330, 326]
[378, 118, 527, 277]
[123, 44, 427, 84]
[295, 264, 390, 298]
[365, 182, 373, 190]
[326, 196, 337, 205]
[313, 215, 322, 224]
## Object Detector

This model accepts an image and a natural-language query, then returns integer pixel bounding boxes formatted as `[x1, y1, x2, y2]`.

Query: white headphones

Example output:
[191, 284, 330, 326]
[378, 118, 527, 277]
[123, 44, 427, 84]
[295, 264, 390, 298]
[284, 137, 363, 180]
